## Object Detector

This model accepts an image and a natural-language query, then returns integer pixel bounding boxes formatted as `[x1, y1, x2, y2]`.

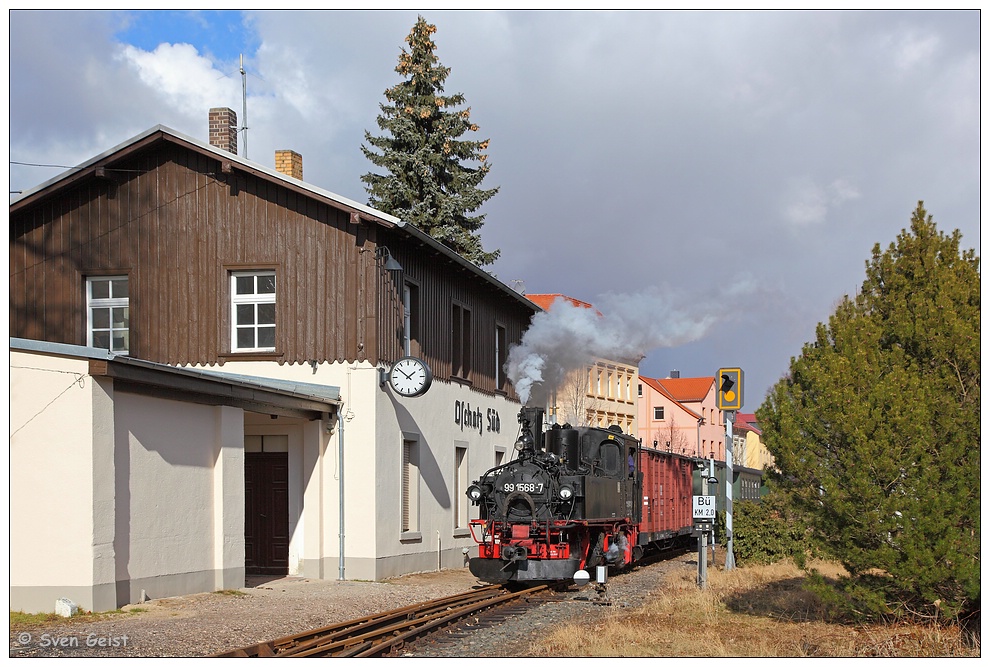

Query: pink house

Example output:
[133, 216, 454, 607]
[637, 374, 727, 460]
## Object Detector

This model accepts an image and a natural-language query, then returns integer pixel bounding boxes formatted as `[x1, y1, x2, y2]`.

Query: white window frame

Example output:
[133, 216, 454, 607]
[230, 271, 276, 352]
[454, 444, 469, 530]
[654, 406, 665, 421]
[401, 435, 421, 537]
[87, 275, 129, 354]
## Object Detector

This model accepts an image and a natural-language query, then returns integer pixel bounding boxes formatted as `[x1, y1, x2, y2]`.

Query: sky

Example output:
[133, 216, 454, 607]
[6, 9, 982, 409]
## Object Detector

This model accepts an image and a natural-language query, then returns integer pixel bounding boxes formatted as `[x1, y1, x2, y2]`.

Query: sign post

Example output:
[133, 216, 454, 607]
[693, 486, 716, 588]
[716, 368, 744, 571]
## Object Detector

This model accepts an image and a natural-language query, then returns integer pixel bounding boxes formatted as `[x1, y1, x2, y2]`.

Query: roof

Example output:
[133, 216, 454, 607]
[734, 413, 762, 435]
[639, 376, 701, 420]
[655, 376, 715, 403]
[526, 293, 595, 311]
[11, 338, 341, 419]
[526, 293, 604, 319]
[10, 125, 538, 315]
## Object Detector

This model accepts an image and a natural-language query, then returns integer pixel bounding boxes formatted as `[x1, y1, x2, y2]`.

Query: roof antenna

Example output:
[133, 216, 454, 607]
[240, 54, 248, 159]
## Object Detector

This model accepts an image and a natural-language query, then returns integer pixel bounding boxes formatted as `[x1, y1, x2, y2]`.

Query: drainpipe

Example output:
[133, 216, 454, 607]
[338, 401, 345, 581]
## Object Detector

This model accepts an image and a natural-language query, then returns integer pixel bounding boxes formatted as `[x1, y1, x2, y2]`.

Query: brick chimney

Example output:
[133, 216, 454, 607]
[209, 107, 238, 155]
[275, 150, 303, 180]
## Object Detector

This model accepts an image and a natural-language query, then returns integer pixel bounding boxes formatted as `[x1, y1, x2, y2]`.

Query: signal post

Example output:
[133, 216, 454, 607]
[717, 367, 743, 571]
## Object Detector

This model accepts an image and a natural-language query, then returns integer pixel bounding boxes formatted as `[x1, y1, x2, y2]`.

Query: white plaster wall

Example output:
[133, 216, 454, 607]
[9, 352, 102, 589]
[373, 376, 519, 576]
[114, 392, 220, 582]
[213, 406, 246, 590]
[194, 359, 521, 579]
[211, 360, 380, 571]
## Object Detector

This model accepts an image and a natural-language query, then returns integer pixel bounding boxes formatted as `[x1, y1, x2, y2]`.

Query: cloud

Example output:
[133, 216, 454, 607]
[117, 42, 241, 117]
[8, 9, 979, 406]
[780, 176, 862, 227]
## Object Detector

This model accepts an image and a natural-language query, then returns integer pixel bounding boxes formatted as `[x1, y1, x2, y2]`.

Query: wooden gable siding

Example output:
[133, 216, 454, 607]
[377, 231, 530, 399]
[10, 142, 385, 367]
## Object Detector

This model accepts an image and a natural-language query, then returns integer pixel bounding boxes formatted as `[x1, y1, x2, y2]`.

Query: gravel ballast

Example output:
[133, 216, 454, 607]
[10, 553, 697, 657]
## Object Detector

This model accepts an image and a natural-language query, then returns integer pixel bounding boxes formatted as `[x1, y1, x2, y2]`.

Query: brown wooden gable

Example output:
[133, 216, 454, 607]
[10, 128, 537, 397]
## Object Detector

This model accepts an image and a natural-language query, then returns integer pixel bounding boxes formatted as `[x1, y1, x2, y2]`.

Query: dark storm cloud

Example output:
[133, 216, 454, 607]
[8, 9, 980, 405]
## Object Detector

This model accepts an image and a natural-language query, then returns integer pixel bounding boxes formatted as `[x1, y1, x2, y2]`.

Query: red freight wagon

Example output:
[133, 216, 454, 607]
[637, 447, 696, 546]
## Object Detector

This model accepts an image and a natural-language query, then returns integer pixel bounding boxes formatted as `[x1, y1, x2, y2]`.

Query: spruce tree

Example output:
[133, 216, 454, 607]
[757, 202, 980, 623]
[361, 16, 499, 266]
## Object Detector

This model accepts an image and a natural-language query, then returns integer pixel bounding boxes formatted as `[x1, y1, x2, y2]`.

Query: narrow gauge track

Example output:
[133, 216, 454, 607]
[213, 584, 549, 658]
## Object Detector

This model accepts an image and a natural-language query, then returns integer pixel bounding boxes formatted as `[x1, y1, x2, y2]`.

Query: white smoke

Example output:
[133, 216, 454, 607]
[506, 286, 721, 405]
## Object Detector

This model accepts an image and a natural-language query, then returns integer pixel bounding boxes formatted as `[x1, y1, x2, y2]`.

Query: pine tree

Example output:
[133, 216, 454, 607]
[757, 202, 980, 623]
[361, 16, 499, 266]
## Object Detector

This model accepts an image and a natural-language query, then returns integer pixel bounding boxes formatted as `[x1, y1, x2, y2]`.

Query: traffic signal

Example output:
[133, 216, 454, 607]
[716, 367, 744, 411]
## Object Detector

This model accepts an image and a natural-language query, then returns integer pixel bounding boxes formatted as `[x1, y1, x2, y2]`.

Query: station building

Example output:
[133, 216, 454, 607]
[9, 109, 538, 612]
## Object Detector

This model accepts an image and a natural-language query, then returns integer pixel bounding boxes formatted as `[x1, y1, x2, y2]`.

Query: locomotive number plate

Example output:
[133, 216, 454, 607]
[503, 483, 544, 493]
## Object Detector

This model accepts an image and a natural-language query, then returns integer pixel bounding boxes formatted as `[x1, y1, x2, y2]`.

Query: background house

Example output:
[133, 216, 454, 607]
[638, 373, 725, 459]
[733, 412, 775, 471]
[9, 108, 539, 611]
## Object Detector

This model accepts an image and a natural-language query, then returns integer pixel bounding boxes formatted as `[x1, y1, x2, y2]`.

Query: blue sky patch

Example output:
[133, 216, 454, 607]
[114, 10, 256, 63]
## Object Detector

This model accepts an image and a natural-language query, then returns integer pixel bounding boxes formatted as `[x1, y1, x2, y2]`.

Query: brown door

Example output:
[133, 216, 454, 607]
[245, 452, 289, 575]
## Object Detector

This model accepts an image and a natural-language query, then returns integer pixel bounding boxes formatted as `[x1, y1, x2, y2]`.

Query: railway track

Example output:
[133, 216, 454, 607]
[213, 584, 550, 658]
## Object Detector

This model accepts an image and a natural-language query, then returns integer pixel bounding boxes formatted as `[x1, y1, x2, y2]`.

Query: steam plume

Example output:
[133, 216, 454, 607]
[506, 287, 720, 405]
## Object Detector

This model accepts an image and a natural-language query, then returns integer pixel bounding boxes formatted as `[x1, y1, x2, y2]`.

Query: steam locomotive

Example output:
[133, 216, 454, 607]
[466, 407, 760, 584]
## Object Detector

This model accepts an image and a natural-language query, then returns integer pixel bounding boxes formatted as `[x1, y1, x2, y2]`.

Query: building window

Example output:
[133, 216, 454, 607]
[403, 281, 420, 356]
[638, 382, 643, 397]
[495, 324, 507, 391]
[654, 406, 665, 421]
[231, 271, 276, 352]
[454, 445, 468, 529]
[402, 438, 420, 533]
[87, 276, 129, 353]
[451, 303, 472, 379]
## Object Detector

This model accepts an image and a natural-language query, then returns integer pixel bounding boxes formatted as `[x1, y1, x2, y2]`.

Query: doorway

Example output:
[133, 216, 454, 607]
[244, 452, 289, 575]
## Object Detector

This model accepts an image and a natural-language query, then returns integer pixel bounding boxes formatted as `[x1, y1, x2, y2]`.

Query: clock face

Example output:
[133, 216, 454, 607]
[388, 357, 433, 397]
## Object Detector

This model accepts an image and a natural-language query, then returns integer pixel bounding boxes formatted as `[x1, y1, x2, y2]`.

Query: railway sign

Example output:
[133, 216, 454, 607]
[693, 495, 716, 520]
[716, 367, 744, 411]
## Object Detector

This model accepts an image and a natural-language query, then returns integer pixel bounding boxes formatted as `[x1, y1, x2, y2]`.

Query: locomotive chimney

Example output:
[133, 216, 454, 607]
[515, 407, 545, 454]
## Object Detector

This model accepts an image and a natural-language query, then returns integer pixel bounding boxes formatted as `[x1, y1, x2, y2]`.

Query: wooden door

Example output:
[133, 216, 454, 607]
[245, 452, 289, 575]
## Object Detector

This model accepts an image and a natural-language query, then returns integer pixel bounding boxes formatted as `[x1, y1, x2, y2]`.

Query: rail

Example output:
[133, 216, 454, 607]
[213, 584, 549, 657]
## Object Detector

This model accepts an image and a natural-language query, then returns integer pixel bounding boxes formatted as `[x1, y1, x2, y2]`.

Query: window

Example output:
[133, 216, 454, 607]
[403, 281, 420, 356]
[231, 271, 276, 352]
[451, 304, 472, 379]
[638, 383, 643, 397]
[401, 438, 420, 534]
[87, 276, 129, 353]
[454, 445, 468, 529]
[495, 324, 507, 391]
[654, 406, 665, 420]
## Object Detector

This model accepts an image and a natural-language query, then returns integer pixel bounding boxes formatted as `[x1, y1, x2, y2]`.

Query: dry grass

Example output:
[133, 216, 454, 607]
[532, 560, 980, 657]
